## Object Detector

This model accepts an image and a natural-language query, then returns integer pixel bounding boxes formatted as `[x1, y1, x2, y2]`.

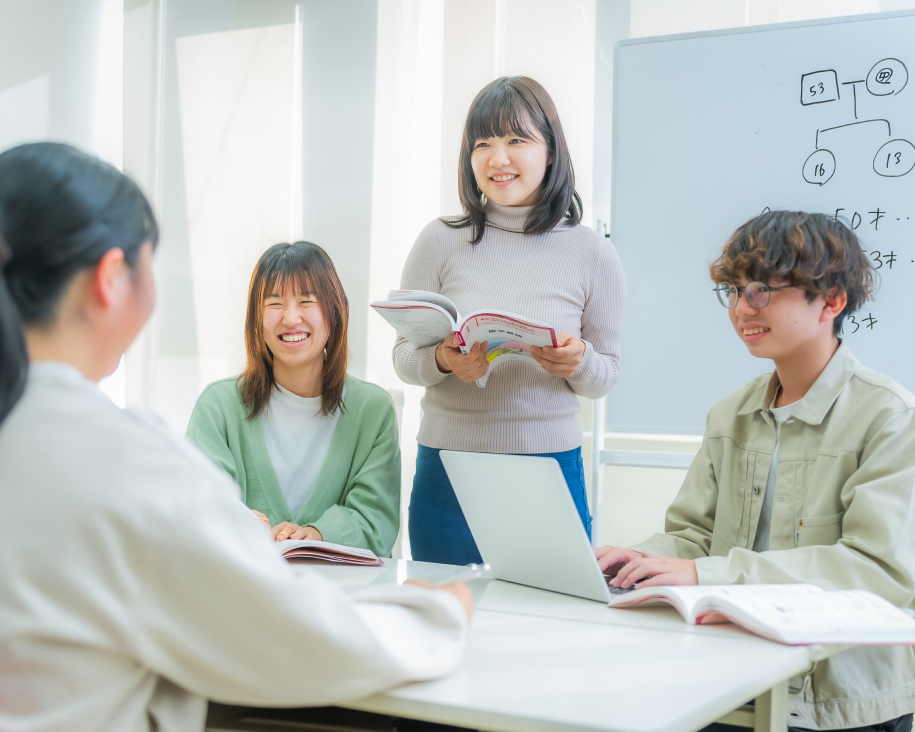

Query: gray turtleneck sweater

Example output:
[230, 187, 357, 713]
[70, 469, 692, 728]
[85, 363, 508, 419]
[392, 202, 626, 454]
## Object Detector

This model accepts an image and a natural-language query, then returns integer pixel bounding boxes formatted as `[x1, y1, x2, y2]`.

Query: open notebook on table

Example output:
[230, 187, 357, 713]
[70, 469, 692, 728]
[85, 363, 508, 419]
[275, 539, 384, 567]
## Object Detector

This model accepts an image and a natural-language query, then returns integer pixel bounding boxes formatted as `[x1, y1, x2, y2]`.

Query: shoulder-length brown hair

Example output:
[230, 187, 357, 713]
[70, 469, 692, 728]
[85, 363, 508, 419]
[444, 76, 583, 244]
[239, 241, 349, 419]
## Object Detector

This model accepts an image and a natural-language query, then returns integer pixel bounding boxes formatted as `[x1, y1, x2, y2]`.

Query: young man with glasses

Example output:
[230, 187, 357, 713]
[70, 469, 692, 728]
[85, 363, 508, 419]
[596, 211, 915, 732]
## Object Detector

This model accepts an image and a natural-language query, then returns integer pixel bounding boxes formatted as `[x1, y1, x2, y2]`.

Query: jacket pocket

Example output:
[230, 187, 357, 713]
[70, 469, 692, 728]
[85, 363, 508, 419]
[796, 511, 845, 547]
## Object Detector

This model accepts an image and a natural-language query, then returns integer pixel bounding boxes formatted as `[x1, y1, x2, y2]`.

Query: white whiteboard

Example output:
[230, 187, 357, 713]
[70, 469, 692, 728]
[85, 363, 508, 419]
[610, 11, 915, 434]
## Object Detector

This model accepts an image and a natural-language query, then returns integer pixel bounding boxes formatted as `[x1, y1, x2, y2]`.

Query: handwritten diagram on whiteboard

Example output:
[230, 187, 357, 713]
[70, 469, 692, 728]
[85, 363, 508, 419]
[612, 12, 915, 434]
[802, 59, 913, 185]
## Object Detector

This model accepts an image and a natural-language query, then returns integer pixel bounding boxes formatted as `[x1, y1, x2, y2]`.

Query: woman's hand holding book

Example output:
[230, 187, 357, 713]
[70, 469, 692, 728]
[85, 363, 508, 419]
[530, 332, 585, 378]
[436, 334, 490, 382]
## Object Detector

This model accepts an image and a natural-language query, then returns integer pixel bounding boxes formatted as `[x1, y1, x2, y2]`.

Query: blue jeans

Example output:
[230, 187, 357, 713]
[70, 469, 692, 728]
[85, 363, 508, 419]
[408, 445, 592, 565]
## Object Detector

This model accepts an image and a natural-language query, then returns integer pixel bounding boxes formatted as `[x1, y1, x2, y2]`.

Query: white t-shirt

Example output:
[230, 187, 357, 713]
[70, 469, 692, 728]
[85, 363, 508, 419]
[261, 384, 342, 516]
[753, 397, 797, 552]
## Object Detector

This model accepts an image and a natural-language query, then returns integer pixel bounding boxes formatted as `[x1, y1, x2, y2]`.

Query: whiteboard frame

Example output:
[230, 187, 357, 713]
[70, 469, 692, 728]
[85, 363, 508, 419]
[608, 8, 915, 435]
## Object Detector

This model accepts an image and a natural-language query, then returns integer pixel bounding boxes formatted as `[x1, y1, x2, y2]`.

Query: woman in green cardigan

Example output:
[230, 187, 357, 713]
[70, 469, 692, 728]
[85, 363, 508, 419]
[187, 241, 401, 556]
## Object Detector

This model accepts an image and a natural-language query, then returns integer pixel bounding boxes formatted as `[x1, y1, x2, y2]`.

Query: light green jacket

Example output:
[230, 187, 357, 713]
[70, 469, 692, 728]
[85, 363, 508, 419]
[186, 375, 401, 557]
[634, 343, 915, 730]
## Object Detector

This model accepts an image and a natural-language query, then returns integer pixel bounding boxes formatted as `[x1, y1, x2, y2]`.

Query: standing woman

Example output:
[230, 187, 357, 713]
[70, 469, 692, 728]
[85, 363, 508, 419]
[395, 76, 626, 565]
[187, 242, 401, 556]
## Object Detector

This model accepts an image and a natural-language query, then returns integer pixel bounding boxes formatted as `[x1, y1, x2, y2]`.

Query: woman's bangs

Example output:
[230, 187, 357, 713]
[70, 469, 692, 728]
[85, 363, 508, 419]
[467, 89, 538, 143]
[260, 257, 318, 303]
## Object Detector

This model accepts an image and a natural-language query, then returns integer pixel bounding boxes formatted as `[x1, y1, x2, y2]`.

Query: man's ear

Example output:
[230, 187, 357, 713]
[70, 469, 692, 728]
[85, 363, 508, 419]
[821, 287, 848, 324]
[91, 248, 127, 309]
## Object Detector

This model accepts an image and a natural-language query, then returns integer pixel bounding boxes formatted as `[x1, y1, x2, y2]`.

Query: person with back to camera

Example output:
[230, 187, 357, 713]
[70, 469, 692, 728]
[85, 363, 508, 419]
[186, 241, 401, 556]
[395, 76, 627, 565]
[0, 142, 472, 732]
[596, 211, 915, 732]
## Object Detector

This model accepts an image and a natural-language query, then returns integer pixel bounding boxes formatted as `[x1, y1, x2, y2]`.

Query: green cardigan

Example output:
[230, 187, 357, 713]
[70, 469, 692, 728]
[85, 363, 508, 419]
[185, 374, 401, 556]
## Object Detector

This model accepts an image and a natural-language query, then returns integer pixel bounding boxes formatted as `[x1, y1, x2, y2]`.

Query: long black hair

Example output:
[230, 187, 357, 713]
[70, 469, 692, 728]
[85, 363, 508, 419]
[0, 142, 158, 425]
[445, 76, 583, 244]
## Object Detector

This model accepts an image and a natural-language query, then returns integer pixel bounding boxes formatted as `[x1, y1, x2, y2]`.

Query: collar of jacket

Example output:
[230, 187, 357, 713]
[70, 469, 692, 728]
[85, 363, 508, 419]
[736, 340, 860, 425]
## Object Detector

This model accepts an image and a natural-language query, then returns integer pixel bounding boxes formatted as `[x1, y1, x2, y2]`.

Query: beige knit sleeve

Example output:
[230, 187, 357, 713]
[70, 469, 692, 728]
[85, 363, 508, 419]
[392, 221, 451, 387]
[565, 238, 627, 399]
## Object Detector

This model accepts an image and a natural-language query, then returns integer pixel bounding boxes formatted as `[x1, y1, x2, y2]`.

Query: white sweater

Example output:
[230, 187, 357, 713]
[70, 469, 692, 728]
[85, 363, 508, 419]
[393, 202, 627, 453]
[0, 362, 467, 732]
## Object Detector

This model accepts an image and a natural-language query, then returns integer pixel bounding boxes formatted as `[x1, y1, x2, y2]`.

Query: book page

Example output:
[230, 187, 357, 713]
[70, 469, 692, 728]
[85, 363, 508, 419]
[371, 301, 456, 348]
[276, 539, 383, 565]
[458, 310, 558, 388]
[703, 586, 915, 645]
[609, 584, 825, 624]
[385, 290, 459, 322]
[607, 585, 708, 621]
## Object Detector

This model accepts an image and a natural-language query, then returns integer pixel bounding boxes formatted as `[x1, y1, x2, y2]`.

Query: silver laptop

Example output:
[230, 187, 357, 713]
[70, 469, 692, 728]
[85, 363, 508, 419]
[439, 450, 614, 603]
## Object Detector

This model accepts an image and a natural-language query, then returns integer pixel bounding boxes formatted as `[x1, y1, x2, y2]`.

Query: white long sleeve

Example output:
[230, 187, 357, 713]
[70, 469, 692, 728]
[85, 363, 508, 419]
[0, 363, 467, 732]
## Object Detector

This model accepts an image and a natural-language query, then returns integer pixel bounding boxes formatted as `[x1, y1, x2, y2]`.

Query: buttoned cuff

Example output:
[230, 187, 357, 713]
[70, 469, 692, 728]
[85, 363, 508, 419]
[694, 555, 730, 585]
[627, 534, 681, 558]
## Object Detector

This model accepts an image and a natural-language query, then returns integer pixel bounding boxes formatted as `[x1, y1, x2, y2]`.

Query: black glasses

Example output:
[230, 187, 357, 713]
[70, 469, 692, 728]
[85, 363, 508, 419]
[714, 282, 793, 309]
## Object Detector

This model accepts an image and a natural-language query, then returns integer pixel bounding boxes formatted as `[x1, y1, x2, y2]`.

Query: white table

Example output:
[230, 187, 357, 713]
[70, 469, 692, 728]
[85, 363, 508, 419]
[279, 559, 844, 732]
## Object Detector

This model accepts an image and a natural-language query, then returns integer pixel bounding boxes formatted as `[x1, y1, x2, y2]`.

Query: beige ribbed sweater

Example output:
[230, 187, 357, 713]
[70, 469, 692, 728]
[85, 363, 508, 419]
[392, 201, 626, 453]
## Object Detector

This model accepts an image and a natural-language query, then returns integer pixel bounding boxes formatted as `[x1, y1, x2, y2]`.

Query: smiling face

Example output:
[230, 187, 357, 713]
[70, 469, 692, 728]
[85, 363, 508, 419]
[727, 274, 839, 364]
[261, 284, 329, 376]
[470, 127, 550, 207]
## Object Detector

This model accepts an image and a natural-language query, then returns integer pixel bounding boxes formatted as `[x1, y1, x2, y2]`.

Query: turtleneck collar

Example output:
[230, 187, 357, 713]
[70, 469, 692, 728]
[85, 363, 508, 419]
[482, 200, 533, 233]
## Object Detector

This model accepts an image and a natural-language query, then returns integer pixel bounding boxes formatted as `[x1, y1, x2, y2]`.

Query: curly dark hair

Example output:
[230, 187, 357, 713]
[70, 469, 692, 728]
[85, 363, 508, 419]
[710, 211, 876, 336]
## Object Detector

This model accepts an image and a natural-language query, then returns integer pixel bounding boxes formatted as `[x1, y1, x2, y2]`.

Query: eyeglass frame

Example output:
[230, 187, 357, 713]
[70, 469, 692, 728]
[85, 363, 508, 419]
[713, 282, 794, 309]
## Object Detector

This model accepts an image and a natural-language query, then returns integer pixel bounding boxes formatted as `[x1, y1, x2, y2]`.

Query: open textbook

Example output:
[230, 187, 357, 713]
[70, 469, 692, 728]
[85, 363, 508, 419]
[276, 539, 384, 567]
[608, 583, 915, 646]
[371, 290, 558, 387]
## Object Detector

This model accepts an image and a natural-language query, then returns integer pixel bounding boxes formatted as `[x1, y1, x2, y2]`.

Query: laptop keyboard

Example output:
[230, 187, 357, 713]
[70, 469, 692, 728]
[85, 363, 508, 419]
[605, 577, 638, 594]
